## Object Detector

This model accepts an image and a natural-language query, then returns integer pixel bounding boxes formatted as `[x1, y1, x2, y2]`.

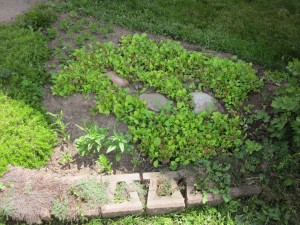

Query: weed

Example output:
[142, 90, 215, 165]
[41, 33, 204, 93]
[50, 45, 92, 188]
[114, 182, 129, 203]
[194, 159, 232, 203]
[133, 181, 147, 207]
[47, 111, 70, 141]
[59, 152, 73, 169]
[59, 17, 72, 31]
[156, 176, 174, 197]
[96, 154, 113, 174]
[51, 197, 69, 221]
[106, 131, 134, 162]
[70, 179, 109, 208]
[46, 27, 58, 40]
[74, 123, 108, 156]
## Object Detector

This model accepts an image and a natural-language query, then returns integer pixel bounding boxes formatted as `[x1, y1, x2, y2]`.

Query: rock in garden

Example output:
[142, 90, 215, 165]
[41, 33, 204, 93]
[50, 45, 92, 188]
[191, 92, 224, 113]
[140, 93, 170, 112]
[106, 71, 129, 88]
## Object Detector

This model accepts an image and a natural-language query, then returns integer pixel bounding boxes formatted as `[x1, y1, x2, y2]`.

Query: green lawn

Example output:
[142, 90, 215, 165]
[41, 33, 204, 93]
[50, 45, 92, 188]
[56, 0, 300, 69]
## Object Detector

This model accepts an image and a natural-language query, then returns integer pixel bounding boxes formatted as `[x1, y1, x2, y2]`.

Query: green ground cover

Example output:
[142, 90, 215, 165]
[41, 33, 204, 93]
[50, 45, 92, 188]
[0, 93, 56, 176]
[54, 0, 300, 68]
[51, 33, 262, 168]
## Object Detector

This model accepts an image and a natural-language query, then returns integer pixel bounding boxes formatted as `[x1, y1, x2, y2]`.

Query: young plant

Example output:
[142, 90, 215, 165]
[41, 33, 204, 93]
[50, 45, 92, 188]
[58, 152, 73, 169]
[106, 131, 134, 161]
[0, 183, 5, 192]
[47, 111, 70, 141]
[96, 154, 113, 174]
[74, 123, 108, 156]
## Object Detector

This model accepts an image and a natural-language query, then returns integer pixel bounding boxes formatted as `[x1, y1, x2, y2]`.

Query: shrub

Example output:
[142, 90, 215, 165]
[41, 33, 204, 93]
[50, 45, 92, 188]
[0, 93, 56, 175]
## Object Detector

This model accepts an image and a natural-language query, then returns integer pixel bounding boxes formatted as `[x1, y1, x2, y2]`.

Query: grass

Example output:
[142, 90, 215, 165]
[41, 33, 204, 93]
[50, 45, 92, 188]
[70, 179, 109, 208]
[53, 0, 300, 69]
[85, 197, 293, 225]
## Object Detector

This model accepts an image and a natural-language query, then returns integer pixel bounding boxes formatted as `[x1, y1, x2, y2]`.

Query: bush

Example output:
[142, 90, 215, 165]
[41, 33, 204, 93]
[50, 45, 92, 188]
[0, 93, 56, 175]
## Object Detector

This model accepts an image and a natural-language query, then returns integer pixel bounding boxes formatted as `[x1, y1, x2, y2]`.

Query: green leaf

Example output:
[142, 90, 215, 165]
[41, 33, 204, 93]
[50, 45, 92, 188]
[153, 160, 159, 168]
[107, 145, 116, 153]
[153, 137, 161, 147]
[116, 154, 121, 162]
[119, 142, 125, 153]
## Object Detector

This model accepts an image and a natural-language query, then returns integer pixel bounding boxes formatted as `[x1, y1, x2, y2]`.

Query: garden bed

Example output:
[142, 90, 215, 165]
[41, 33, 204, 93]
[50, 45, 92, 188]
[1, 3, 299, 225]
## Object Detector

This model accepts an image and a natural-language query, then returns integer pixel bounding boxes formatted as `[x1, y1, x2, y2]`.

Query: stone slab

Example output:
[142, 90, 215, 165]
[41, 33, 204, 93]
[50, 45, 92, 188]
[101, 173, 143, 218]
[143, 171, 185, 215]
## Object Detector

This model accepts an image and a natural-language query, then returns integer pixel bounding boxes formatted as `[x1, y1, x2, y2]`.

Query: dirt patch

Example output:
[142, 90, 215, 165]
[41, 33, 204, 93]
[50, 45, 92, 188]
[0, 167, 64, 224]
[0, 0, 42, 23]
[42, 85, 157, 176]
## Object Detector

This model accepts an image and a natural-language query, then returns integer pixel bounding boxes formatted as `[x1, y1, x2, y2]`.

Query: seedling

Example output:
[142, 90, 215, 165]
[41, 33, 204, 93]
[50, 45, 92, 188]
[74, 123, 108, 156]
[47, 111, 70, 141]
[59, 152, 73, 169]
[106, 131, 134, 162]
[96, 154, 113, 174]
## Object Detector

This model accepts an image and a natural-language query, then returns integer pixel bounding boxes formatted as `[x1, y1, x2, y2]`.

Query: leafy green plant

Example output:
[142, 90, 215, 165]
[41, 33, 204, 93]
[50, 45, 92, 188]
[59, 152, 73, 169]
[47, 111, 69, 141]
[267, 59, 300, 147]
[96, 154, 113, 174]
[106, 131, 134, 162]
[52, 34, 260, 168]
[74, 123, 108, 156]
[194, 159, 232, 203]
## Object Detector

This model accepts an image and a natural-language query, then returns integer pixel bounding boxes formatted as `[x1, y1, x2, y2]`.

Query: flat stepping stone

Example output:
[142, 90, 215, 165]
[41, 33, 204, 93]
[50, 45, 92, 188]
[140, 93, 170, 112]
[191, 92, 224, 113]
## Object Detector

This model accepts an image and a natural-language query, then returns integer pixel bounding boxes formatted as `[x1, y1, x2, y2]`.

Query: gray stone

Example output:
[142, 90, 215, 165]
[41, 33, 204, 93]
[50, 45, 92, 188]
[191, 92, 223, 114]
[140, 93, 170, 112]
